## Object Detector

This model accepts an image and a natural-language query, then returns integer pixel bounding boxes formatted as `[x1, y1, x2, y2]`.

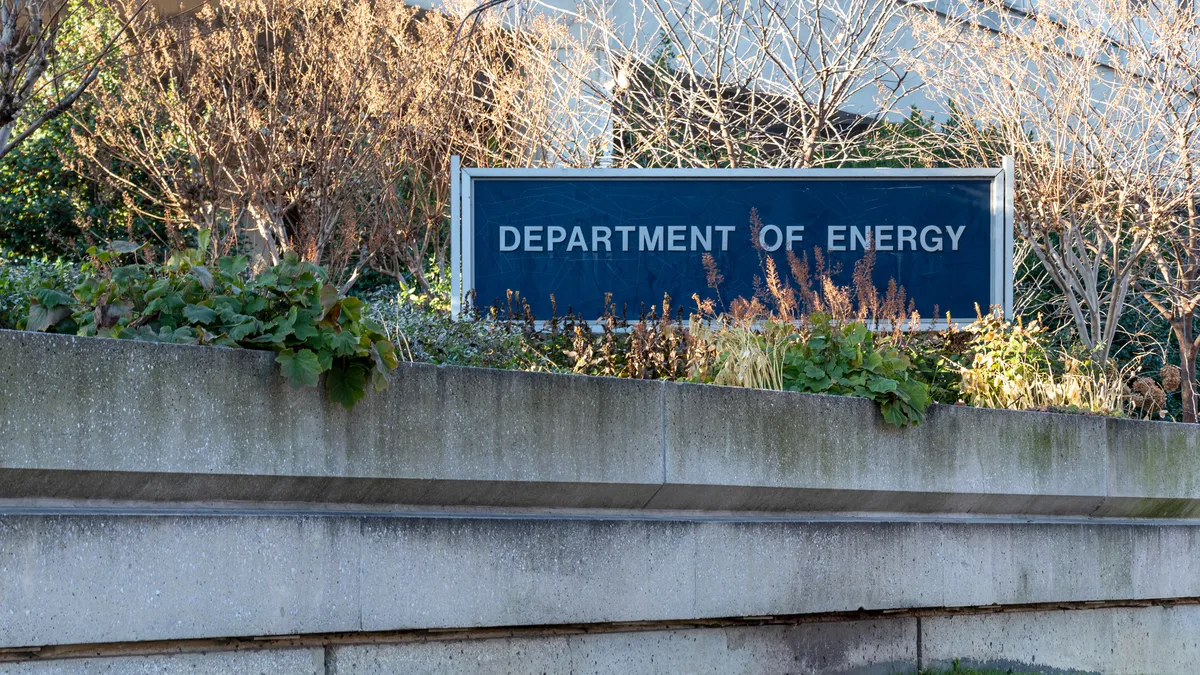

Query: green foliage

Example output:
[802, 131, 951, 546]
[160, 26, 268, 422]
[30, 236, 399, 409]
[957, 310, 1131, 415]
[780, 314, 931, 427]
[368, 291, 696, 379]
[0, 255, 81, 330]
[0, 117, 103, 258]
[894, 328, 975, 405]
[366, 291, 533, 369]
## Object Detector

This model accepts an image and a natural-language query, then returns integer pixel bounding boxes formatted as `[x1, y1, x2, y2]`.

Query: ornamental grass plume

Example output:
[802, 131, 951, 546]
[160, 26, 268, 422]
[687, 313, 793, 390]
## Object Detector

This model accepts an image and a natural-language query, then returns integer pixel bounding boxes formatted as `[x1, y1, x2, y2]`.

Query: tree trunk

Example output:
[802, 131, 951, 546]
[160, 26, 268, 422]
[1173, 317, 1198, 423]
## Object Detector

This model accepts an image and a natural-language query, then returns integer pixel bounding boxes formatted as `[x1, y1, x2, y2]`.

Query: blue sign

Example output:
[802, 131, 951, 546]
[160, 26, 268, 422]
[452, 165, 1012, 326]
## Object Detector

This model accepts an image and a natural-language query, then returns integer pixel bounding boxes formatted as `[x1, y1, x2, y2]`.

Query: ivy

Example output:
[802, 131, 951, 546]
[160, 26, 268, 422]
[28, 234, 398, 409]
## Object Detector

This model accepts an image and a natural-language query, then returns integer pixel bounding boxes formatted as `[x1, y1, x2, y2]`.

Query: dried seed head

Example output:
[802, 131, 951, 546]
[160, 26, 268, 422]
[1133, 377, 1155, 395]
[1160, 364, 1181, 392]
[1133, 377, 1167, 412]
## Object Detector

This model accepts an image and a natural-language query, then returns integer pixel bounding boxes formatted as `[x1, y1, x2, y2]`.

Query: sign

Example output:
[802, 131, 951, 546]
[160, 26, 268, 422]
[451, 159, 1013, 327]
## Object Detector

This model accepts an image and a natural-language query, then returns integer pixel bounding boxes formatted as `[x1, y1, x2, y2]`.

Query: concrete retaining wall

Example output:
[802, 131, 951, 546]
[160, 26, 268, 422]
[3, 330, 1200, 673]
[6, 514, 1200, 649]
[3, 330, 1200, 518]
[4, 606, 1200, 674]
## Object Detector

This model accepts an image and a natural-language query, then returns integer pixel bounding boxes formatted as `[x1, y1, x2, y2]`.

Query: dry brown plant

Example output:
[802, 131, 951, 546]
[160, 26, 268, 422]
[907, 0, 1172, 356]
[548, 0, 917, 168]
[908, 0, 1200, 419]
[72, 0, 569, 289]
[1, 0, 151, 159]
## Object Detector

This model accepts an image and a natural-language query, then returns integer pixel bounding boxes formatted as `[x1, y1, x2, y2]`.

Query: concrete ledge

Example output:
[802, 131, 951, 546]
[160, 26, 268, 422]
[3, 513, 1200, 649]
[3, 330, 1200, 518]
[923, 604, 1200, 674]
[4, 606, 1198, 674]
[0, 649, 324, 674]
[325, 620, 917, 675]
[0, 331, 663, 510]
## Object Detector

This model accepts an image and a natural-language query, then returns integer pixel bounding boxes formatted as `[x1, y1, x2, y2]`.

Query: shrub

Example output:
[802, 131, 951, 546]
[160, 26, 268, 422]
[689, 318, 790, 390]
[365, 290, 533, 370]
[690, 312, 930, 427]
[0, 255, 81, 330]
[889, 325, 974, 406]
[780, 313, 931, 427]
[958, 309, 1131, 415]
[560, 296, 698, 380]
[75, 0, 572, 290]
[28, 236, 399, 409]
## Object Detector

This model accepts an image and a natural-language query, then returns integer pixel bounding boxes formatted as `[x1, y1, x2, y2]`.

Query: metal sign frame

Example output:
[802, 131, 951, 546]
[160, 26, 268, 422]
[451, 157, 1015, 329]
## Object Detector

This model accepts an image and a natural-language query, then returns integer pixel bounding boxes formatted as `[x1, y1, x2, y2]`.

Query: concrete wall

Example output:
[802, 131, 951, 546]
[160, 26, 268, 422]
[3, 330, 1199, 518]
[6, 513, 1200, 649]
[3, 331, 1200, 673]
[5, 606, 1200, 674]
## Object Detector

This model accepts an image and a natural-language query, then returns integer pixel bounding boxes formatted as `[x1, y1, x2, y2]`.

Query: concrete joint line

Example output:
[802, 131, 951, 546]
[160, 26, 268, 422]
[5, 500, 1200, 526]
[3, 597, 1197, 665]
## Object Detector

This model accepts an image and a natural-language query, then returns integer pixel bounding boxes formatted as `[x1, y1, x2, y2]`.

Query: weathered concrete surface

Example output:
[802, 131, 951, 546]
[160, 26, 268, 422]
[5, 607, 1200, 674]
[1103, 420, 1200, 518]
[3, 329, 1200, 517]
[328, 620, 917, 675]
[3, 514, 1200, 649]
[922, 604, 1200, 674]
[0, 331, 664, 509]
[0, 649, 324, 674]
[0, 516, 361, 647]
[654, 384, 1111, 514]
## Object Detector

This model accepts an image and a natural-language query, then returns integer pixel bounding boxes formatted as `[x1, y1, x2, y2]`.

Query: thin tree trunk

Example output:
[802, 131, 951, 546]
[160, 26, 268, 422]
[1174, 317, 1198, 423]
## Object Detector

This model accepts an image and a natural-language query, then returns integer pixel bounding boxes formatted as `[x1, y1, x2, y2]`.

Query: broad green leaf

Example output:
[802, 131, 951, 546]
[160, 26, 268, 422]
[31, 287, 72, 309]
[339, 296, 363, 322]
[161, 291, 186, 311]
[183, 304, 217, 325]
[293, 311, 319, 341]
[318, 285, 340, 318]
[112, 265, 145, 285]
[370, 367, 388, 393]
[108, 240, 143, 254]
[276, 348, 321, 388]
[882, 403, 908, 428]
[227, 320, 259, 342]
[144, 278, 171, 301]
[327, 363, 367, 410]
[190, 266, 214, 290]
[27, 304, 71, 332]
[242, 295, 267, 314]
[329, 329, 359, 356]
[218, 255, 249, 277]
[374, 340, 399, 370]
[269, 306, 298, 341]
[867, 377, 898, 394]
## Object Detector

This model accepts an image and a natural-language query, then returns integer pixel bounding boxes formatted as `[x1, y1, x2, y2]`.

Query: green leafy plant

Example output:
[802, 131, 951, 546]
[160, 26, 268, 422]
[958, 309, 1132, 415]
[29, 235, 399, 409]
[0, 255, 81, 330]
[781, 313, 931, 427]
